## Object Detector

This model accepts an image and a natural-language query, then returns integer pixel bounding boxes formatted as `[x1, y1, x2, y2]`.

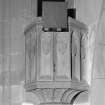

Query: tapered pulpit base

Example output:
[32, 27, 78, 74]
[30, 88, 88, 105]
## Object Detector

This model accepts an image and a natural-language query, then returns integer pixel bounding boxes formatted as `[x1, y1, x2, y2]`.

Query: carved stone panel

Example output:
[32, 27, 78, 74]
[80, 31, 88, 83]
[38, 32, 53, 81]
[71, 30, 80, 81]
[30, 28, 37, 82]
[25, 31, 31, 83]
[55, 32, 71, 81]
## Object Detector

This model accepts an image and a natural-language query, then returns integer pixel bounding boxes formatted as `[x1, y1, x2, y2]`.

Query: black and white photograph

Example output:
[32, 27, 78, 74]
[0, 0, 104, 105]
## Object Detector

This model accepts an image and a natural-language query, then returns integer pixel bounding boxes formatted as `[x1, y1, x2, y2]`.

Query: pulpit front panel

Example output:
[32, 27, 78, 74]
[25, 28, 37, 83]
[30, 28, 37, 82]
[55, 32, 71, 81]
[80, 31, 88, 83]
[25, 31, 31, 84]
[38, 32, 53, 81]
[71, 29, 80, 81]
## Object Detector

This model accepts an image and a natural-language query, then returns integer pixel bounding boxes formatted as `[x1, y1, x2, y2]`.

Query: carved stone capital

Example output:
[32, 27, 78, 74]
[32, 88, 88, 105]
[33, 89, 65, 103]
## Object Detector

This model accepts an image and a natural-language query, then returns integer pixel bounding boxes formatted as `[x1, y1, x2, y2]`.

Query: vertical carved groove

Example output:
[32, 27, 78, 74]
[71, 30, 73, 80]
[53, 32, 56, 81]
[29, 31, 32, 83]
[35, 25, 37, 82]
[80, 32, 82, 81]
[25, 30, 26, 84]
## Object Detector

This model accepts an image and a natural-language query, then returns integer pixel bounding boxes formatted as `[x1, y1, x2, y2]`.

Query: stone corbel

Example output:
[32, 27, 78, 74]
[32, 88, 88, 105]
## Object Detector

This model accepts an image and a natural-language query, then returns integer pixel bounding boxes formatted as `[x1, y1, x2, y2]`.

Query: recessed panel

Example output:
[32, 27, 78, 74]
[55, 32, 71, 81]
[25, 32, 31, 84]
[72, 30, 80, 81]
[30, 29, 37, 83]
[38, 32, 53, 81]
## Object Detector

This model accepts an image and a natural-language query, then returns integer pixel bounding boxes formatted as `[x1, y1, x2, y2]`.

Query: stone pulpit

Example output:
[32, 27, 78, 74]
[24, 17, 89, 105]
[24, 0, 89, 105]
